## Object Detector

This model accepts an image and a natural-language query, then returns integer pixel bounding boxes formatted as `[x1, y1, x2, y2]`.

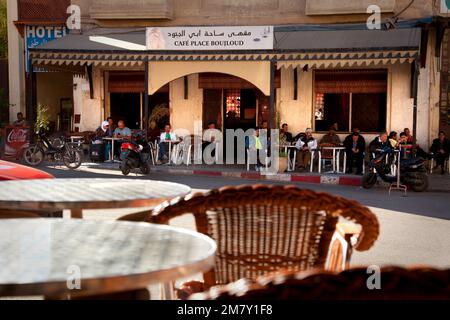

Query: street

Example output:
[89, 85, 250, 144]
[42, 164, 450, 269]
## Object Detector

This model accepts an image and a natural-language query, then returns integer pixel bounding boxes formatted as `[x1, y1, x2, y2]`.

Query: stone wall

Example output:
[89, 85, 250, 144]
[73, 0, 434, 27]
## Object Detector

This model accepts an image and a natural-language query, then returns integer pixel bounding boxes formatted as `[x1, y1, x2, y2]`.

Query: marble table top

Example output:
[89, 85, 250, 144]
[0, 219, 216, 298]
[0, 178, 191, 212]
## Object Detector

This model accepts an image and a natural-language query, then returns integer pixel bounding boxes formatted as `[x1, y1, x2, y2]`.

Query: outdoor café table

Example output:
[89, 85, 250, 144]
[319, 146, 347, 174]
[69, 136, 84, 143]
[0, 219, 216, 300]
[102, 137, 123, 163]
[0, 178, 191, 219]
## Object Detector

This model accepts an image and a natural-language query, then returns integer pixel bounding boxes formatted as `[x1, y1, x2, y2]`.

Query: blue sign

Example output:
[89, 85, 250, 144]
[25, 25, 68, 73]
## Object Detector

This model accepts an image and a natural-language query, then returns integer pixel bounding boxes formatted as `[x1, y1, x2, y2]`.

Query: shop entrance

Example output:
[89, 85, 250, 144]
[108, 72, 170, 130]
[110, 93, 141, 129]
[201, 73, 274, 162]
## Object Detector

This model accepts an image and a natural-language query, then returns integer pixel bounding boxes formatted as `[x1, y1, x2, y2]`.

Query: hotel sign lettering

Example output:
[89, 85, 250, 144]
[25, 25, 68, 72]
[146, 26, 274, 51]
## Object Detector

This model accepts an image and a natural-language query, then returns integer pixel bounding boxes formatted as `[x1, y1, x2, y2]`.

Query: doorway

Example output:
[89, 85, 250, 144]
[110, 93, 141, 129]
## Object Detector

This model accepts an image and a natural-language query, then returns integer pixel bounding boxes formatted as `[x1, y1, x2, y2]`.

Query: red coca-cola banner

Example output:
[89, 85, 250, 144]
[1, 126, 31, 160]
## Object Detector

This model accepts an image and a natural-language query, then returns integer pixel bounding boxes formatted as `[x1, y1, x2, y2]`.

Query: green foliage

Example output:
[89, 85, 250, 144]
[36, 103, 50, 131]
[0, 0, 7, 59]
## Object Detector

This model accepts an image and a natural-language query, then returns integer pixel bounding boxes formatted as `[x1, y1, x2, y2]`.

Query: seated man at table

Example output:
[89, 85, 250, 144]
[295, 128, 317, 171]
[112, 120, 132, 158]
[157, 124, 178, 164]
[344, 131, 366, 175]
[320, 125, 341, 146]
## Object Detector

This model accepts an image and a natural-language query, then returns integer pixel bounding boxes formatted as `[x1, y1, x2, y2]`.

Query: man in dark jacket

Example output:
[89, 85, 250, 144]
[344, 131, 366, 175]
[369, 131, 391, 156]
[431, 131, 450, 175]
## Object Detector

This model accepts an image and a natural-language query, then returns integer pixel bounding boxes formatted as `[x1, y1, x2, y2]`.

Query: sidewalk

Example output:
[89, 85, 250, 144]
[85, 162, 450, 192]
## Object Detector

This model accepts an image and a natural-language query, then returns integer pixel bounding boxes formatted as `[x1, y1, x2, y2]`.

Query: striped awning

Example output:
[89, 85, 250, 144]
[28, 27, 421, 73]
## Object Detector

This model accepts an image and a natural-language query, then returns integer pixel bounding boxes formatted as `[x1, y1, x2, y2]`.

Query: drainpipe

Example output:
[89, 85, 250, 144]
[144, 57, 149, 140]
[269, 59, 276, 130]
[412, 58, 420, 148]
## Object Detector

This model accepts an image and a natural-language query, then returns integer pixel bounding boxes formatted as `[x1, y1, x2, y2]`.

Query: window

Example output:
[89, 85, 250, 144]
[314, 69, 387, 132]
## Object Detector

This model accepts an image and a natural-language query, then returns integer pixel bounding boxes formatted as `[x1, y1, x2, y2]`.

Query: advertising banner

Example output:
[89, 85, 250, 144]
[2, 126, 31, 160]
[146, 26, 274, 51]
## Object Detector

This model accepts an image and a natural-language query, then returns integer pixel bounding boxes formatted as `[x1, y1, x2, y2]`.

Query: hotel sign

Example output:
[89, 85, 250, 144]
[146, 26, 274, 51]
[25, 25, 68, 72]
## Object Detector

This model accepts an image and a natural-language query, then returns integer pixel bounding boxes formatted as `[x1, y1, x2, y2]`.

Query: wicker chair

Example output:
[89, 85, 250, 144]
[190, 267, 450, 300]
[148, 185, 379, 291]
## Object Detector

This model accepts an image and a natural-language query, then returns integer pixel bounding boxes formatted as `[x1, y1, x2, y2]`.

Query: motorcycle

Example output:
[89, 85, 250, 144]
[23, 127, 83, 170]
[362, 148, 429, 192]
[119, 132, 151, 176]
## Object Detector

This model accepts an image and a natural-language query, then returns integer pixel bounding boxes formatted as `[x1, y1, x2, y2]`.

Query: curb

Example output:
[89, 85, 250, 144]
[148, 166, 363, 187]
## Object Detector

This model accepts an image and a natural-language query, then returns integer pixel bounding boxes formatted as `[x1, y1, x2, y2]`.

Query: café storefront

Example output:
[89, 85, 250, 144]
[27, 24, 438, 148]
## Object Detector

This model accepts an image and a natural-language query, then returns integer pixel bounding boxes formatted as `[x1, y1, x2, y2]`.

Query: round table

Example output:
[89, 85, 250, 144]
[0, 178, 191, 218]
[0, 219, 216, 299]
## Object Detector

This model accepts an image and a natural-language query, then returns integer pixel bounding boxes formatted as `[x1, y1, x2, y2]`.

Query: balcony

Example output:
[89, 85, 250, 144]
[306, 0, 396, 15]
[89, 0, 174, 20]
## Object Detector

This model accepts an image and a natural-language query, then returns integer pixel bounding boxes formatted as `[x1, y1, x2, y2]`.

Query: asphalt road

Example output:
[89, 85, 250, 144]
[42, 165, 450, 220]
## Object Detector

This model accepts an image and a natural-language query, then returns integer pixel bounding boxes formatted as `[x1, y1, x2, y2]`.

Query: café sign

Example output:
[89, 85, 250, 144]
[146, 26, 274, 51]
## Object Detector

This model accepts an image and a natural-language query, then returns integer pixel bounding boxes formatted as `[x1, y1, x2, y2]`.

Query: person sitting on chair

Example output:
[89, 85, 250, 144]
[320, 125, 341, 146]
[430, 131, 450, 175]
[404, 128, 433, 160]
[344, 131, 366, 175]
[295, 128, 317, 171]
[157, 124, 178, 164]
[280, 123, 293, 145]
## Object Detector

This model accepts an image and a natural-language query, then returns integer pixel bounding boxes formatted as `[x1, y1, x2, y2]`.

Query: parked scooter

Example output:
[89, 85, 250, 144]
[362, 148, 429, 192]
[119, 131, 151, 176]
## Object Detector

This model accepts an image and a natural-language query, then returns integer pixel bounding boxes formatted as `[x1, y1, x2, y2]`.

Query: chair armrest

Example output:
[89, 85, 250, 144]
[326, 222, 362, 272]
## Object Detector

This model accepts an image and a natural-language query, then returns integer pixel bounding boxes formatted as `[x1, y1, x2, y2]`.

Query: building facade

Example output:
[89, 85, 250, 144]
[9, 0, 450, 149]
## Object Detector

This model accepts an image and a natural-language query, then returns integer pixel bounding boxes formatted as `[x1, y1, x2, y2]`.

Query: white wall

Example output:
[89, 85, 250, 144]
[73, 68, 103, 132]
[169, 74, 203, 135]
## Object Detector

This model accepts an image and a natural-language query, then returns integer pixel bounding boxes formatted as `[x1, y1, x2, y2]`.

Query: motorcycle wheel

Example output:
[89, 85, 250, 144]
[140, 163, 150, 175]
[121, 159, 131, 176]
[362, 172, 377, 189]
[63, 149, 83, 170]
[410, 172, 429, 192]
[23, 146, 45, 167]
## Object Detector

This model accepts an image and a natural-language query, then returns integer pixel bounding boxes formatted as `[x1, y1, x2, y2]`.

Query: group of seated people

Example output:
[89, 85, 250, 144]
[154, 122, 220, 165]
[369, 129, 450, 175]
[276, 124, 449, 175]
[94, 118, 132, 160]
